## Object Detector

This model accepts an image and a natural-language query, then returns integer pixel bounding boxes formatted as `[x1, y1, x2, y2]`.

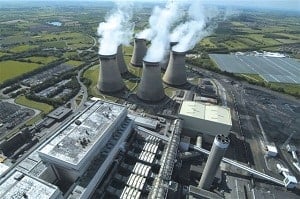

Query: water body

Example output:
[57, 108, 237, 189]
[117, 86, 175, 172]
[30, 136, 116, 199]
[47, 21, 62, 26]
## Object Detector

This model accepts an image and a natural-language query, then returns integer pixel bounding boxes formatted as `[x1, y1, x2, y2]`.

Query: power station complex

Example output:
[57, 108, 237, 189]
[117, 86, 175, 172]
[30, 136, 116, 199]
[0, 31, 299, 199]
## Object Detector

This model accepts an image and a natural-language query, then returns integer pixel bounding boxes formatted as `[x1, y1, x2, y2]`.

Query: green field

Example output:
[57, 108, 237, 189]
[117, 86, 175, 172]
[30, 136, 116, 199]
[22, 56, 57, 64]
[0, 60, 41, 83]
[9, 44, 38, 53]
[65, 60, 84, 67]
[15, 95, 53, 113]
[83, 64, 99, 96]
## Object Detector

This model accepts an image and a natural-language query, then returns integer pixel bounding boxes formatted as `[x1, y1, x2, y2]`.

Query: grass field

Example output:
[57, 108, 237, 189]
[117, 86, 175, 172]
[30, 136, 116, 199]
[9, 44, 38, 53]
[83, 64, 99, 96]
[65, 60, 84, 67]
[42, 41, 66, 49]
[0, 60, 41, 83]
[63, 51, 79, 59]
[22, 56, 57, 64]
[15, 95, 53, 113]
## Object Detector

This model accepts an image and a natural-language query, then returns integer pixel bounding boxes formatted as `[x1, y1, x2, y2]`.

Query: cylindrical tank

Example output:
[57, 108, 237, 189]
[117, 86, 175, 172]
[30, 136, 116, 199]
[198, 134, 230, 190]
[130, 38, 147, 67]
[116, 45, 128, 74]
[162, 50, 187, 86]
[97, 54, 124, 93]
[137, 61, 165, 102]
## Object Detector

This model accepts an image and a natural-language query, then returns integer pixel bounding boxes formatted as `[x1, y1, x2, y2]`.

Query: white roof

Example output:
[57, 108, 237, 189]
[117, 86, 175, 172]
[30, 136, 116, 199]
[179, 101, 232, 125]
[0, 163, 9, 175]
[0, 171, 60, 199]
[266, 145, 278, 153]
[39, 101, 126, 169]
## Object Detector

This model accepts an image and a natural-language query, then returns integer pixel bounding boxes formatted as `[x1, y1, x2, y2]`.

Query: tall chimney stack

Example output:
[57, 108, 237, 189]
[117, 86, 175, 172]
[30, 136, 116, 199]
[130, 38, 147, 67]
[97, 54, 124, 93]
[137, 61, 165, 102]
[116, 45, 128, 75]
[162, 50, 187, 86]
[198, 134, 230, 190]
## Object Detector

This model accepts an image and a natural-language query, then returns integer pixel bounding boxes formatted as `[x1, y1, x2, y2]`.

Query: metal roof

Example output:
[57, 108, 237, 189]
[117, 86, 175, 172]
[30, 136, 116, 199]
[39, 101, 126, 170]
[179, 101, 232, 125]
[0, 171, 60, 199]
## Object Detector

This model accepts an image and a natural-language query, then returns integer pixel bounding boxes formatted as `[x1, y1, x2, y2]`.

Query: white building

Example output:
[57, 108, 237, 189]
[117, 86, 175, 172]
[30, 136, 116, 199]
[0, 170, 63, 199]
[178, 101, 232, 138]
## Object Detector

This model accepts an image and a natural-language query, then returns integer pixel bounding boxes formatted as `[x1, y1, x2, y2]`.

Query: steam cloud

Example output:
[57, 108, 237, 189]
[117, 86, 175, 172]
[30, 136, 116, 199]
[172, 1, 218, 52]
[143, 1, 181, 62]
[97, 2, 133, 55]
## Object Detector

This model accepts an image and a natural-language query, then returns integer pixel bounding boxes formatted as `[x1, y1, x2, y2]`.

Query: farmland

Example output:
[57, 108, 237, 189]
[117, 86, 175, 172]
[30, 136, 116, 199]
[0, 61, 41, 83]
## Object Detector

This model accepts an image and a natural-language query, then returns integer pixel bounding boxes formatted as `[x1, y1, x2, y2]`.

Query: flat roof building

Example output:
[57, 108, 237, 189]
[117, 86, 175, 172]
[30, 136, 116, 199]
[39, 101, 127, 179]
[179, 101, 232, 137]
[47, 106, 72, 121]
[0, 170, 63, 199]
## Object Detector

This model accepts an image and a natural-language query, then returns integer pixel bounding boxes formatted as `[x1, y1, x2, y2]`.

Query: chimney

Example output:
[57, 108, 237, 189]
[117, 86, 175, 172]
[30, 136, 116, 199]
[198, 134, 230, 190]
[130, 38, 147, 67]
[160, 41, 178, 71]
[116, 45, 128, 75]
[97, 54, 124, 93]
[162, 50, 187, 86]
[137, 61, 165, 102]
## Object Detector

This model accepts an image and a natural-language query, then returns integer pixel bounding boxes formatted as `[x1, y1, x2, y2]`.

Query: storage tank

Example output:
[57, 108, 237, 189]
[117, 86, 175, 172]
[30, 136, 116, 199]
[137, 61, 165, 102]
[97, 54, 124, 93]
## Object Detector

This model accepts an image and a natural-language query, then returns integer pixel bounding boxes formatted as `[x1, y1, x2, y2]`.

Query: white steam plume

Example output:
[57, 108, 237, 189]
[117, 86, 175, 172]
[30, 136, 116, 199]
[143, 1, 181, 62]
[97, 2, 133, 55]
[172, 0, 218, 52]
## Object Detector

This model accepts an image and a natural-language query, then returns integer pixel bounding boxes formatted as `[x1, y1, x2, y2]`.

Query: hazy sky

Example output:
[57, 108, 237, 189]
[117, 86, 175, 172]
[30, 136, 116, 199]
[0, 0, 299, 11]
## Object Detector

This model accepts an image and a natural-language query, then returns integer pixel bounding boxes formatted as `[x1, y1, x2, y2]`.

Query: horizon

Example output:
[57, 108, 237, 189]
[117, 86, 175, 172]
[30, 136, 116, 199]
[0, 0, 299, 12]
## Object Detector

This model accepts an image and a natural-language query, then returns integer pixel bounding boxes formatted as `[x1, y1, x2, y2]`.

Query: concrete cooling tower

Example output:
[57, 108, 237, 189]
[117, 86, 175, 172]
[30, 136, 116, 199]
[137, 61, 165, 102]
[198, 134, 230, 190]
[116, 45, 128, 75]
[97, 54, 125, 93]
[160, 42, 179, 71]
[162, 50, 187, 86]
[130, 38, 147, 67]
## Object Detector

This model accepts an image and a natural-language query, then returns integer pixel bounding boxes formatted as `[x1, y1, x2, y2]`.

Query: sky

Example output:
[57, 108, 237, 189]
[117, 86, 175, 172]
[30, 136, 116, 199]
[0, 0, 299, 11]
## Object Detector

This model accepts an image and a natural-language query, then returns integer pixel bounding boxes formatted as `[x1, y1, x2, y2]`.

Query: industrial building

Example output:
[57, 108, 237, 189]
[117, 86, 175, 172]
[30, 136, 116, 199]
[0, 99, 185, 199]
[179, 101, 232, 137]
[0, 170, 63, 199]
[47, 106, 72, 121]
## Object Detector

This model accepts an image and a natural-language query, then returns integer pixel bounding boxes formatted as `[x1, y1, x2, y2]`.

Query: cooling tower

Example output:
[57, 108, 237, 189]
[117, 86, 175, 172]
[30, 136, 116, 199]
[116, 45, 128, 75]
[137, 61, 165, 102]
[130, 38, 147, 67]
[162, 50, 187, 86]
[198, 134, 230, 190]
[160, 42, 178, 71]
[97, 54, 124, 93]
